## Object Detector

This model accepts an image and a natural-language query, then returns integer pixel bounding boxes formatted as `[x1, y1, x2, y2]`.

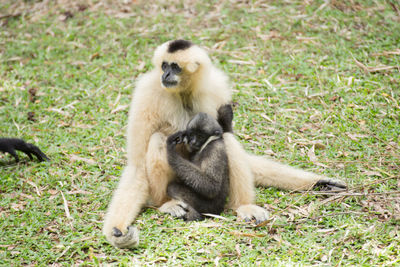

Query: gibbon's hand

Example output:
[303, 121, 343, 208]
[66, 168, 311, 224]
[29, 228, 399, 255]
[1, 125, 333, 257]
[314, 178, 347, 191]
[217, 104, 234, 133]
[167, 131, 186, 147]
[108, 226, 139, 249]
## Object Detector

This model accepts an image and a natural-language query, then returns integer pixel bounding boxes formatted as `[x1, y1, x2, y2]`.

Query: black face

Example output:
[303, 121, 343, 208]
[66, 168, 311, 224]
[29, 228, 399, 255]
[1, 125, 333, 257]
[161, 61, 182, 87]
[185, 129, 211, 151]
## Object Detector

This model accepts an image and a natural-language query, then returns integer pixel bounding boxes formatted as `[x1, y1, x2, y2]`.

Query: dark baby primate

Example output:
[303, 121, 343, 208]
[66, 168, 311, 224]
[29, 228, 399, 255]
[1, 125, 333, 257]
[166, 105, 233, 221]
[0, 138, 49, 162]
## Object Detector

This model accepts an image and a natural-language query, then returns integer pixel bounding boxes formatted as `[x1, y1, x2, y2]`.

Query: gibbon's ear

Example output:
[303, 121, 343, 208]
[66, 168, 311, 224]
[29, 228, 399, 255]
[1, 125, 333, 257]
[186, 62, 200, 73]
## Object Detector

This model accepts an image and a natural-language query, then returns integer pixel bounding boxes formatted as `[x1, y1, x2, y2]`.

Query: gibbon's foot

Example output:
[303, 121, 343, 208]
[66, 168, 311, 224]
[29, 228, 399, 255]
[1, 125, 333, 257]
[112, 227, 123, 237]
[108, 226, 139, 249]
[182, 206, 204, 221]
[314, 178, 347, 191]
[236, 204, 269, 224]
[159, 199, 188, 218]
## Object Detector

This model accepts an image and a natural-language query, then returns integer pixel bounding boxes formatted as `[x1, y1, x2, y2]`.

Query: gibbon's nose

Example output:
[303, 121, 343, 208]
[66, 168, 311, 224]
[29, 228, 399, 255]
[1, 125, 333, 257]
[190, 138, 196, 146]
[162, 71, 171, 81]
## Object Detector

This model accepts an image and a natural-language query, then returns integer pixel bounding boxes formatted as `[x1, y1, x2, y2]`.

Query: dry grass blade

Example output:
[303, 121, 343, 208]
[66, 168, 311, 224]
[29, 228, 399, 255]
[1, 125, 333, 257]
[353, 58, 397, 73]
[60, 191, 72, 219]
[230, 231, 266, 238]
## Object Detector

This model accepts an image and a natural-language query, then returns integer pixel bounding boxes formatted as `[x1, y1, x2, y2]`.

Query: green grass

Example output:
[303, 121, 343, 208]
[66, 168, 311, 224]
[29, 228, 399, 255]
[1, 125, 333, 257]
[1, 0, 399, 265]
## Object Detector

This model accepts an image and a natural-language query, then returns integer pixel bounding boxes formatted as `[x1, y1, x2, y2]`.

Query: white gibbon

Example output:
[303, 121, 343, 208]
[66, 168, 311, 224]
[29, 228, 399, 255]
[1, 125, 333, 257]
[103, 40, 345, 248]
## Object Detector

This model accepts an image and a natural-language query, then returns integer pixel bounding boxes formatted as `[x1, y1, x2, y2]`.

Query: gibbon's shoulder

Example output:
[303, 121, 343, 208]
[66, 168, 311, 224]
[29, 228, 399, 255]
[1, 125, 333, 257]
[135, 70, 160, 92]
[193, 67, 231, 108]
[132, 70, 163, 101]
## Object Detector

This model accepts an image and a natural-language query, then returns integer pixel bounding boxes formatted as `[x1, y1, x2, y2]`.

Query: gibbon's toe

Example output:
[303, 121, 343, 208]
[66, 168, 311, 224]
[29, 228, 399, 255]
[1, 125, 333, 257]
[112, 227, 123, 237]
[109, 226, 139, 249]
[314, 178, 347, 191]
[236, 204, 269, 224]
[159, 199, 188, 218]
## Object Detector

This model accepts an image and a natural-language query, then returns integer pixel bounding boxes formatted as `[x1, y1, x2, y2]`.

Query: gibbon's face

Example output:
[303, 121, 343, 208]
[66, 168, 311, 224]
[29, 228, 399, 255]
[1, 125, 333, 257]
[161, 61, 182, 89]
[155, 40, 205, 93]
[185, 129, 211, 152]
[185, 113, 223, 152]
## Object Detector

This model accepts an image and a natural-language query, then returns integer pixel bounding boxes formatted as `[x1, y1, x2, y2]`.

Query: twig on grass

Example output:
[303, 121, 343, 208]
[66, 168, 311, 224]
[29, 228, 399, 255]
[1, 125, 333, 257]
[353, 58, 397, 73]
[349, 175, 399, 192]
[307, 190, 400, 197]
[60, 191, 72, 220]
[230, 231, 266, 238]
[0, 13, 22, 20]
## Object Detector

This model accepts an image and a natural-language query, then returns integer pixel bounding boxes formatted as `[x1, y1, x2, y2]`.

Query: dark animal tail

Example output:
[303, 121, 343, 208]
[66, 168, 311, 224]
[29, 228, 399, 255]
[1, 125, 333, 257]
[25, 143, 50, 162]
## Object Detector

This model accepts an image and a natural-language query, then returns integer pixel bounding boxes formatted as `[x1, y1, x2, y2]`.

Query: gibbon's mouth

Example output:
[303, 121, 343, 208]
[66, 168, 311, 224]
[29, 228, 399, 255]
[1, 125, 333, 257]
[162, 80, 178, 88]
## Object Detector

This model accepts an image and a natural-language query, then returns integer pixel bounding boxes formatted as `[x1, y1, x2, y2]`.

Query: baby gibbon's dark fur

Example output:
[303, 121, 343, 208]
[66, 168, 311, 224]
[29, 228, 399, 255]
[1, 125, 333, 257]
[217, 104, 234, 133]
[0, 138, 49, 162]
[166, 111, 231, 221]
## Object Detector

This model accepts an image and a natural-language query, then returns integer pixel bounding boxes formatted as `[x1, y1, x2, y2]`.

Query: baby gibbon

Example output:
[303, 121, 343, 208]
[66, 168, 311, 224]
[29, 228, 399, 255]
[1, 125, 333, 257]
[161, 110, 231, 221]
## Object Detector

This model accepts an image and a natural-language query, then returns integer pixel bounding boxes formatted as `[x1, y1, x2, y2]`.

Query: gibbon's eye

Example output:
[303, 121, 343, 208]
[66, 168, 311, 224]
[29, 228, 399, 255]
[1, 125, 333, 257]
[171, 63, 182, 73]
[161, 61, 168, 71]
[214, 130, 221, 136]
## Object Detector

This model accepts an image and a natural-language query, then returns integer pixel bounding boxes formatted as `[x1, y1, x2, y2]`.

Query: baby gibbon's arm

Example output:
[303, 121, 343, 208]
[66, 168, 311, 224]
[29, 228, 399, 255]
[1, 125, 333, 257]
[166, 139, 224, 199]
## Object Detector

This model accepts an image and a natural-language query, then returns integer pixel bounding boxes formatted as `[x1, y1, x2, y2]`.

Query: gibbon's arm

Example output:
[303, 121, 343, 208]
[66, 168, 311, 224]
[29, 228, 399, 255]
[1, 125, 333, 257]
[167, 142, 224, 199]
[125, 91, 164, 165]
[0, 138, 50, 162]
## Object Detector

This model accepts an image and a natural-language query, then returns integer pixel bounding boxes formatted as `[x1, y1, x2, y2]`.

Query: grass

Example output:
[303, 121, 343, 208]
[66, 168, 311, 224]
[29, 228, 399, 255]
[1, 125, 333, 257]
[0, 0, 399, 265]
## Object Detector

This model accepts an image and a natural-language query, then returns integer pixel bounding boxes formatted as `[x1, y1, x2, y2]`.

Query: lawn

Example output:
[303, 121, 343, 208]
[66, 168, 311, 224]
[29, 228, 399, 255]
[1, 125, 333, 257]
[0, 0, 399, 265]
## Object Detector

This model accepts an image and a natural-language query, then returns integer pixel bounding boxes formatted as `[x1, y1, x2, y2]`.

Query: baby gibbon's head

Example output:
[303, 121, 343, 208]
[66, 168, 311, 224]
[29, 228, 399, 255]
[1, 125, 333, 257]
[185, 112, 222, 152]
[152, 40, 212, 93]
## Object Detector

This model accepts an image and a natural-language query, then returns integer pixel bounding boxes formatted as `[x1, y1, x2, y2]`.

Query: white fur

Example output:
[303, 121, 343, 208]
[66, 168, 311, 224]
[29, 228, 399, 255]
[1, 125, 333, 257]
[103, 40, 344, 248]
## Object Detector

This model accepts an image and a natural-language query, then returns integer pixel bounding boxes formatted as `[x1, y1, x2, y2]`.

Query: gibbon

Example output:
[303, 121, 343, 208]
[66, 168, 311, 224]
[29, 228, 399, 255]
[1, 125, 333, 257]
[103, 39, 346, 248]
[160, 110, 231, 221]
[0, 138, 49, 162]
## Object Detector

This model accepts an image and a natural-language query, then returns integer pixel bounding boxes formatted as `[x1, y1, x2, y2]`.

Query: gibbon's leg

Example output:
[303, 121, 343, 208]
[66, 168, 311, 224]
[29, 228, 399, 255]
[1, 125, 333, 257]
[146, 132, 175, 206]
[166, 182, 203, 221]
[247, 154, 346, 191]
[223, 133, 269, 224]
[103, 165, 148, 248]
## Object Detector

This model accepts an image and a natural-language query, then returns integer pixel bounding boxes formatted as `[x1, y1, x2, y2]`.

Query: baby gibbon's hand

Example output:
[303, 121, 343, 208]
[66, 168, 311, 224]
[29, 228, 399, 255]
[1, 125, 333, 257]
[167, 131, 186, 146]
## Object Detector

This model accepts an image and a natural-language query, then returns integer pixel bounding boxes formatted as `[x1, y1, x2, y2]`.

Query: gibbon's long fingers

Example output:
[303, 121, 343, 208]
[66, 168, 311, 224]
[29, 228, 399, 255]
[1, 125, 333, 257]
[112, 227, 123, 237]
[109, 226, 139, 249]
[236, 204, 269, 224]
[159, 199, 189, 218]
[103, 165, 149, 248]
[314, 179, 347, 191]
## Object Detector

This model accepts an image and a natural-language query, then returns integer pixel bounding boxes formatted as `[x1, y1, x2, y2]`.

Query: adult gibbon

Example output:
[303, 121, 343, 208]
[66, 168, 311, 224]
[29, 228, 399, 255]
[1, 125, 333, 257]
[103, 39, 346, 248]
[160, 110, 231, 221]
[0, 138, 49, 162]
